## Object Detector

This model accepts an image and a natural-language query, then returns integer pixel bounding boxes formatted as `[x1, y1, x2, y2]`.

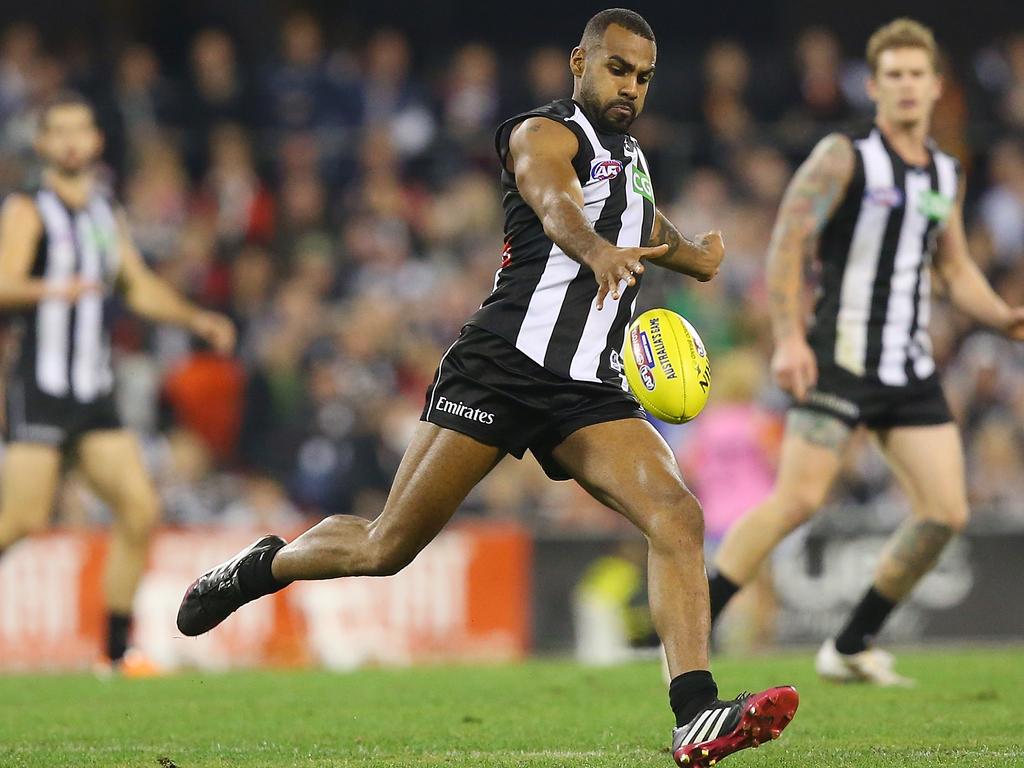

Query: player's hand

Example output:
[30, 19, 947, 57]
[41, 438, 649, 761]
[587, 242, 669, 310]
[47, 277, 101, 302]
[771, 333, 818, 402]
[190, 310, 236, 355]
[1003, 306, 1024, 341]
[688, 230, 725, 282]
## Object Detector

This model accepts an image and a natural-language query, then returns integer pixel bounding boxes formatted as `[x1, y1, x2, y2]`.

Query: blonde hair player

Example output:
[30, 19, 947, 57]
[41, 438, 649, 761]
[706, 18, 1024, 685]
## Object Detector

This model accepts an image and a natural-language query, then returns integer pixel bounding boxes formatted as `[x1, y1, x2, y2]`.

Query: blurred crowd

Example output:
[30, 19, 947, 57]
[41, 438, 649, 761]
[1, 15, 1023, 534]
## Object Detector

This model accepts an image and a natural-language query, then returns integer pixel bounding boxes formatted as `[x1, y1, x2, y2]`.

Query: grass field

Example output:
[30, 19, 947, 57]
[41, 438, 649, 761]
[1, 647, 1022, 768]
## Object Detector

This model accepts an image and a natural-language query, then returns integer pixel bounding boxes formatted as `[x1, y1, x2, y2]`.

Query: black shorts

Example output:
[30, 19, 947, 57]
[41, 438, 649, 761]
[792, 364, 952, 430]
[421, 325, 645, 480]
[4, 375, 121, 448]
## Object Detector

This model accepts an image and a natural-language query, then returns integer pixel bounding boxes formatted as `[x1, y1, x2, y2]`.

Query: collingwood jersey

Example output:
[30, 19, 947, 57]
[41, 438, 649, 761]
[809, 126, 959, 386]
[468, 98, 656, 386]
[9, 185, 120, 403]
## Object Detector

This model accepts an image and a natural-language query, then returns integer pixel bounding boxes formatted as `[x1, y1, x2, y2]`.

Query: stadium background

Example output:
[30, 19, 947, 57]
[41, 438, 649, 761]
[1, 1, 1023, 669]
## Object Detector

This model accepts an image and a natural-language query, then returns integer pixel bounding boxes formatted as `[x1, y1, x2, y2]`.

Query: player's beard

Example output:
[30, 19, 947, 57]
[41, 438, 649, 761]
[47, 149, 95, 180]
[51, 160, 92, 179]
[577, 83, 635, 134]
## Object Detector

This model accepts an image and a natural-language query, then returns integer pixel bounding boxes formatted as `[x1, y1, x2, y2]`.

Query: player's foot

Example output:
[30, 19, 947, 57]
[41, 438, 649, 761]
[671, 686, 799, 767]
[815, 638, 915, 687]
[176, 534, 286, 637]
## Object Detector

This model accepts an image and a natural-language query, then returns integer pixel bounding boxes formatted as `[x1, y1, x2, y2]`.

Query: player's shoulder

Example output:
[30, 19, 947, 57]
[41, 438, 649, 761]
[504, 101, 579, 154]
[495, 99, 581, 166]
[501, 99, 577, 134]
[803, 132, 857, 180]
[518, 98, 578, 121]
[0, 188, 43, 227]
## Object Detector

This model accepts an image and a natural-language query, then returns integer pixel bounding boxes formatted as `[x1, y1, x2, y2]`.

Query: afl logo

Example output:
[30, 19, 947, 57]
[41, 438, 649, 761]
[638, 365, 656, 391]
[590, 159, 623, 181]
[864, 186, 904, 208]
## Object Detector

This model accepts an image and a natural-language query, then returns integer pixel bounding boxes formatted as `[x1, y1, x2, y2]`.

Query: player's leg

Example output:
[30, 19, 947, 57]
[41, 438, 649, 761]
[550, 419, 798, 766]
[553, 418, 707, 678]
[75, 429, 161, 664]
[272, 424, 502, 579]
[0, 443, 62, 553]
[177, 423, 501, 636]
[707, 409, 851, 620]
[827, 423, 967, 673]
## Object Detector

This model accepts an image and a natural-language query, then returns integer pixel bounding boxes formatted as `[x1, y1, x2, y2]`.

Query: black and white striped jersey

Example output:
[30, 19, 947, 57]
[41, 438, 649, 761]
[468, 98, 656, 386]
[808, 126, 960, 386]
[8, 185, 121, 402]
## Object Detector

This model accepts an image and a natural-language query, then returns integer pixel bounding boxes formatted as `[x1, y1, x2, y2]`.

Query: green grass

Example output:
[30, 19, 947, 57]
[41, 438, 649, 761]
[1, 648, 1022, 767]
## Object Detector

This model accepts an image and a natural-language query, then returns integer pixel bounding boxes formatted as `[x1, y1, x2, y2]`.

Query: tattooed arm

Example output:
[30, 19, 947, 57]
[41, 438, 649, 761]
[767, 133, 855, 400]
[645, 210, 724, 281]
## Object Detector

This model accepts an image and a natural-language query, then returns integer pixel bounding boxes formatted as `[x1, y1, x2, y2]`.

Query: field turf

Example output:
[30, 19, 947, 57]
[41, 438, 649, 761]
[1, 647, 1021, 767]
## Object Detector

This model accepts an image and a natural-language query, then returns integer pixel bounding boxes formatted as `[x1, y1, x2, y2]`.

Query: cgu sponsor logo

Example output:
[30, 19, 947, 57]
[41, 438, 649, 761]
[590, 159, 623, 182]
[638, 364, 656, 391]
[864, 186, 904, 208]
[436, 395, 495, 424]
[647, 316, 677, 380]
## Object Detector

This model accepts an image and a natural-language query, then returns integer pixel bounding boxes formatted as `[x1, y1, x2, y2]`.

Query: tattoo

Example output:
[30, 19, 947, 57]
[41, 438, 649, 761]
[787, 410, 851, 452]
[767, 134, 855, 339]
[647, 210, 708, 277]
[875, 519, 955, 600]
[649, 211, 698, 254]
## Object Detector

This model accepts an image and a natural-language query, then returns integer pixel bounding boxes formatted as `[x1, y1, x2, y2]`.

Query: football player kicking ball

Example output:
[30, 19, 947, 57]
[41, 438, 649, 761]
[178, 9, 797, 767]
[706, 19, 1024, 686]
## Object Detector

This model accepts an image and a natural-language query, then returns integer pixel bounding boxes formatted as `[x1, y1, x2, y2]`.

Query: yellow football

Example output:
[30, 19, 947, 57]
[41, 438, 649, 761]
[623, 308, 711, 424]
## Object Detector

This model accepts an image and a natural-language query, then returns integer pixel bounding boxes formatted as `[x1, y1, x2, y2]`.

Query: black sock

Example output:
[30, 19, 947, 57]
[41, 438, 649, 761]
[106, 612, 132, 663]
[708, 571, 741, 623]
[834, 587, 896, 655]
[236, 539, 288, 601]
[669, 670, 719, 727]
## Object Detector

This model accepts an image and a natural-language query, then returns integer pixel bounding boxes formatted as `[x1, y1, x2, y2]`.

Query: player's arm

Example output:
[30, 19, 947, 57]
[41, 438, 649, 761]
[645, 210, 723, 281]
[115, 212, 236, 354]
[766, 133, 855, 399]
[507, 117, 668, 310]
[0, 194, 96, 308]
[933, 181, 1024, 340]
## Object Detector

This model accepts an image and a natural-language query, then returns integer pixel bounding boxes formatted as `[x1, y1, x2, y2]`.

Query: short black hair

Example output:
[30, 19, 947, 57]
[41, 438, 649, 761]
[580, 8, 655, 48]
[38, 90, 96, 130]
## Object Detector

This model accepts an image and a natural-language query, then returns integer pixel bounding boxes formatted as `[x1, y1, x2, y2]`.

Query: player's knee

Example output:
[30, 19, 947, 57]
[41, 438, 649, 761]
[773, 485, 827, 530]
[116, 486, 161, 544]
[364, 539, 416, 577]
[636, 487, 704, 550]
[921, 500, 969, 534]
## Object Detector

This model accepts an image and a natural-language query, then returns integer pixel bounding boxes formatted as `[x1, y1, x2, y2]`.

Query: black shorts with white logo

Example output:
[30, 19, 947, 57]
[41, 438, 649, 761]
[421, 325, 645, 480]
[4, 375, 122, 448]
[791, 363, 952, 430]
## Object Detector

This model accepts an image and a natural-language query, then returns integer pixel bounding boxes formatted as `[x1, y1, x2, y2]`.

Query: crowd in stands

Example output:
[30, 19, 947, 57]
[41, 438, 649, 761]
[1, 15, 1023, 534]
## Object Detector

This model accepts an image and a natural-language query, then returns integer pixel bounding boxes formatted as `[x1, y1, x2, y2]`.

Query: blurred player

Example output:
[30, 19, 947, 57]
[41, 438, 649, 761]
[707, 19, 1024, 685]
[0, 92, 235, 673]
[178, 9, 798, 766]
